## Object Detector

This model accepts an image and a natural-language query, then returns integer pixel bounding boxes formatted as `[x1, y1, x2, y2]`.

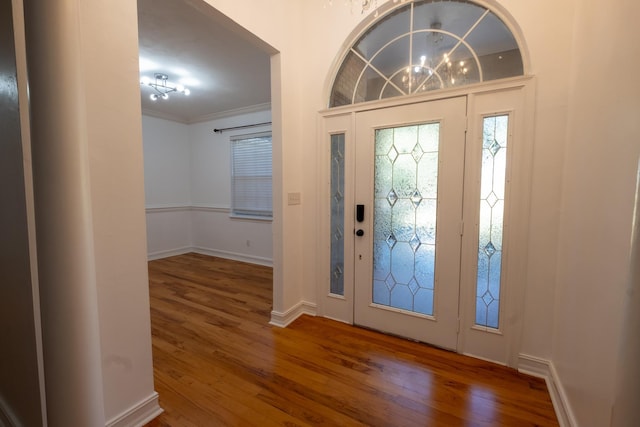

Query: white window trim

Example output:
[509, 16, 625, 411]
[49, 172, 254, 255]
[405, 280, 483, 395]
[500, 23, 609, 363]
[230, 131, 273, 221]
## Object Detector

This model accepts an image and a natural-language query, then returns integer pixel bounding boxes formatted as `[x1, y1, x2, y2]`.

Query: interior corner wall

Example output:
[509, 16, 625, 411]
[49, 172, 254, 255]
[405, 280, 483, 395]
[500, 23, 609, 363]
[142, 116, 192, 259]
[142, 109, 273, 265]
[552, 0, 640, 425]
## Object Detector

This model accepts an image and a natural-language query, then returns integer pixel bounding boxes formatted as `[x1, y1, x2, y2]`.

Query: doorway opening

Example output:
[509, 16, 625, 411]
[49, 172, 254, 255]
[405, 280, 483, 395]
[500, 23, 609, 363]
[136, 0, 282, 317]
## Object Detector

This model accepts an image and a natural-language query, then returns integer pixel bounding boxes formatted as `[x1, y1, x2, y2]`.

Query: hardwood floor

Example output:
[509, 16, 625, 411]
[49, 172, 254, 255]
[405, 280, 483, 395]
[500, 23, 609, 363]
[145, 253, 558, 426]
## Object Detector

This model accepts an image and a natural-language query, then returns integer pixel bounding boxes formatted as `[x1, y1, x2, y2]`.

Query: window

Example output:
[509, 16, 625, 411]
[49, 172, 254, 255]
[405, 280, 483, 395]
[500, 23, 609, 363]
[330, 0, 524, 107]
[231, 133, 272, 219]
[330, 133, 346, 295]
[475, 114, 508, 329]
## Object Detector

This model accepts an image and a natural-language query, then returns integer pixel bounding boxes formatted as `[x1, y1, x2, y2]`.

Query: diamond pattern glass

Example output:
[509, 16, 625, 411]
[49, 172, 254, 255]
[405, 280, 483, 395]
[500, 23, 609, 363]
[475, 115, 508, 328]
[373, 123, 440, 315]
[330, 134, 345, 295]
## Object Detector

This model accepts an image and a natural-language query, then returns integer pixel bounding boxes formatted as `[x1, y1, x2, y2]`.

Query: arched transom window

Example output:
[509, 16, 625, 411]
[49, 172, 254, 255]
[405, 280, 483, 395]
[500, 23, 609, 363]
[330, 0, 524, 107]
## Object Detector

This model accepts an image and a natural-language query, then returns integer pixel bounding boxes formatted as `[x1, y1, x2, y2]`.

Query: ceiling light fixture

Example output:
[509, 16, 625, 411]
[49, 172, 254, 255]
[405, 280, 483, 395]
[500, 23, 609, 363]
[140, 73, 191, 101]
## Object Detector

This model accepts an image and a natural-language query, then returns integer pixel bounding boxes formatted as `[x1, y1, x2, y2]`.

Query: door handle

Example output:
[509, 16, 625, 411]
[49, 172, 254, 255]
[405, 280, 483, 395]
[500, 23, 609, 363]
[356, 204, 365, 222]
[355, 229, 364, 237]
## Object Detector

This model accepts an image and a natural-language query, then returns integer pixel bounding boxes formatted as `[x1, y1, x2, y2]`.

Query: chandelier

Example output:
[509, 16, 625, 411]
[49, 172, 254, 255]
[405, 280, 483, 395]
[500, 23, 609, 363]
[140, 73, 191, 101]
[401, 22, 471, 93]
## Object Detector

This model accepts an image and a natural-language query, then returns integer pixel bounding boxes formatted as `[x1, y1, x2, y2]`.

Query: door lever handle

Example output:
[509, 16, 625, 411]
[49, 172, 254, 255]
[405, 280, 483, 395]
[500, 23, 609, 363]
[355, 229, 364, 237]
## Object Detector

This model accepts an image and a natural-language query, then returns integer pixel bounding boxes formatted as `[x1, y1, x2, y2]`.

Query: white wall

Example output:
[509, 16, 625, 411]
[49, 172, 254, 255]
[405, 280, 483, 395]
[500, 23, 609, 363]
[552, 0, 640, 425]
[142, 116, 193, 258]
[142, 116, 191, 208]
[142, 109, 273, 265]
[24, 0, 159, 425]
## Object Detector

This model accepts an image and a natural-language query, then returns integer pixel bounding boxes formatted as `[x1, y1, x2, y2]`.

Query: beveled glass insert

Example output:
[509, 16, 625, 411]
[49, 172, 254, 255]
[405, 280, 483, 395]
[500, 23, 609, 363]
[330, 134, 346, 295]
[373, 123, 440, 315]
[475, 115, 508, 328]
[330, 0, 524, 107]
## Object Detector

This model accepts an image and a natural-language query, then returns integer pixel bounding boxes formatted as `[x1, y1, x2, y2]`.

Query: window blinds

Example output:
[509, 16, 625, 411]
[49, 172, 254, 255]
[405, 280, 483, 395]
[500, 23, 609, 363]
[231, 133, 272, 218]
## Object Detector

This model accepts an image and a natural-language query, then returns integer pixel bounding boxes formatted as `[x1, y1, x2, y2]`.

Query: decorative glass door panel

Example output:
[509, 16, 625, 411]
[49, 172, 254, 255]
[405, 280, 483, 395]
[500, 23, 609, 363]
[354, 97, 467, 350]
[372, 123, 440, 316]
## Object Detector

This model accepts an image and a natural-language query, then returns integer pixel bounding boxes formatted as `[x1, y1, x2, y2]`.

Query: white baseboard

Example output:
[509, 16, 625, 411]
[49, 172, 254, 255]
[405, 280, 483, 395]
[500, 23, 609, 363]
[105, 392, 163, 427]
[518, 354, 577, 427]
[147, 246, 273, 267]
[270, 301, 317, 328]
[147, 246, 192, 261]
[192, 247, 272, 267]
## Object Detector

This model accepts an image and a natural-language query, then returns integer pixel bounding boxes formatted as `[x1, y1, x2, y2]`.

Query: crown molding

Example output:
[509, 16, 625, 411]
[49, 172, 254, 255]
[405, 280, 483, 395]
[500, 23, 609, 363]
[141, 102, 272, 125]
[141, 108, 189, 124]
[188, 102, 271, 124]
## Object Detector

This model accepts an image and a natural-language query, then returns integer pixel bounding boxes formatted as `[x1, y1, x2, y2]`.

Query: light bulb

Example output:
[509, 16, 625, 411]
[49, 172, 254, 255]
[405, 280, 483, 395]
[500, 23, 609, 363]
[420, 55, 426, 65]
[162, 93, 169, 100]
[183, 88, 190, 96]
[150, 93, 158, 101]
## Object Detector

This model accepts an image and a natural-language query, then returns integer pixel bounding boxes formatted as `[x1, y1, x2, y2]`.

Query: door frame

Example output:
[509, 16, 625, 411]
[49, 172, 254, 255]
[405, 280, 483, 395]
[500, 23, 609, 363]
[317, 76, 536, 367]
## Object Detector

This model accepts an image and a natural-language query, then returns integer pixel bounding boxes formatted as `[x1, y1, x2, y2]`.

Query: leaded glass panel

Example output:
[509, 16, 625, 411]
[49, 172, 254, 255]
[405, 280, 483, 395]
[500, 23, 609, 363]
[330, 134, 346, 295]
[373, 123, 439, 315]
[475, 115, 508, 328]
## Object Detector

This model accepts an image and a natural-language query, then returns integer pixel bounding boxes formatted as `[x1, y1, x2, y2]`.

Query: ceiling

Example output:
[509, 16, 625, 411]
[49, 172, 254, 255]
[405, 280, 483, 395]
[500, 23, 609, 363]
[137, 0, 273, 124]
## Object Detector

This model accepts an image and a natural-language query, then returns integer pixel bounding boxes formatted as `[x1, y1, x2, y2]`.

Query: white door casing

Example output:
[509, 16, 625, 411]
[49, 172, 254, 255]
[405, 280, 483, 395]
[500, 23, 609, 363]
[319, 79, 534, 366]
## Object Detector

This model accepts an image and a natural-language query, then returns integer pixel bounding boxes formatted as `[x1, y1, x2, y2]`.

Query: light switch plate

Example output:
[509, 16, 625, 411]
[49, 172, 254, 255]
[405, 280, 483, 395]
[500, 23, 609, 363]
[287, 192, 301, 205]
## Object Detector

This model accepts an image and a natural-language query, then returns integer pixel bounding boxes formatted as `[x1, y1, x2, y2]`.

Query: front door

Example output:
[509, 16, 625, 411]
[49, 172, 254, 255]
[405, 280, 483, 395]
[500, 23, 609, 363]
[353, 97, 467, 350]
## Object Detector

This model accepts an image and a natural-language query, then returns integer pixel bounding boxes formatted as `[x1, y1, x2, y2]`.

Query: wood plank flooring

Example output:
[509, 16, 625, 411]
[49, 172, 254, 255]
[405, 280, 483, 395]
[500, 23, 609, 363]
[145, 253, 558, 426]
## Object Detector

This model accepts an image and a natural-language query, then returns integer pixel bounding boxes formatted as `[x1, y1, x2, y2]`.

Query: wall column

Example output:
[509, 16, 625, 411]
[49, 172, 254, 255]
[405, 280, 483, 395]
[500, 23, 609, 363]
[24, 0, 158, 425]
[23, 0, 106, 424]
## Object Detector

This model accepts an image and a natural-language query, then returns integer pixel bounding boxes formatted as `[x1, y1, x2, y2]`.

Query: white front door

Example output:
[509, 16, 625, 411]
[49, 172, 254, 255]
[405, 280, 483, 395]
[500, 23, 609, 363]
[353, 97, 467, 350]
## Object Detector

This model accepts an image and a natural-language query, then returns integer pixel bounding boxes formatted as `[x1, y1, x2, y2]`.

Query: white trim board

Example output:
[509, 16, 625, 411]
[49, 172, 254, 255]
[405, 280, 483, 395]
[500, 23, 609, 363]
[145, 205, 231, 214]
[192, 247, 272, 267]
[147, 247, 273, 267]
[105, 392, 163, 427]
[147, 247, 193, 261]
[518, 354, 577, 427]
[270, 301, 317, 328]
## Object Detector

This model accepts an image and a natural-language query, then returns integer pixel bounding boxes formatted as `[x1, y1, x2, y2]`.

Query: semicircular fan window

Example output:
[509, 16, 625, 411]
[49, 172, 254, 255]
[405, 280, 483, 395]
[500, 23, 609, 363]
[330, 0, 524, 107]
